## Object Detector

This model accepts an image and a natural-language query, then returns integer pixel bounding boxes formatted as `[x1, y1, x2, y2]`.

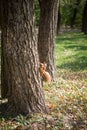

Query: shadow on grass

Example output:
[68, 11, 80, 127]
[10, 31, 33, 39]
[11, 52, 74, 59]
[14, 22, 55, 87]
[57, 36, 87, 42]
[56, 32, 87, 71]
[65, 45, 87, 51]
[56, 32, 87, 43]
[57, 56, 87, 71]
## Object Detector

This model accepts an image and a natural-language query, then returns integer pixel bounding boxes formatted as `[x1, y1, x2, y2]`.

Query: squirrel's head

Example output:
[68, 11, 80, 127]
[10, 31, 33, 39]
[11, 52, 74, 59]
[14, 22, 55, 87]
[40, 63, 47, 72]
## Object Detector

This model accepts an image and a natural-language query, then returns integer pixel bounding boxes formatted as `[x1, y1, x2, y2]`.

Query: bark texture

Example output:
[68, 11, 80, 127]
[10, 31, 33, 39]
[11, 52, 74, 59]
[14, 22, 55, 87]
[1, 0, 47, 115]
[1, 0, 8, 98]
[82, 0, 87, 34]
[38, 0, 59, 80]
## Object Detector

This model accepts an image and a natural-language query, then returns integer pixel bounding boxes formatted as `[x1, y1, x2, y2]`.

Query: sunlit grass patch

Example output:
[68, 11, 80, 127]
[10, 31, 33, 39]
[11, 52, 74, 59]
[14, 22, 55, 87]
[56, 32, 87, 71]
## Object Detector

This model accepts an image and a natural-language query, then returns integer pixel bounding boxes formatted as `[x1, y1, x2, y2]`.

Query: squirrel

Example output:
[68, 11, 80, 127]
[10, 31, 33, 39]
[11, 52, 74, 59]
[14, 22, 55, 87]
[40, 63, 51, 83]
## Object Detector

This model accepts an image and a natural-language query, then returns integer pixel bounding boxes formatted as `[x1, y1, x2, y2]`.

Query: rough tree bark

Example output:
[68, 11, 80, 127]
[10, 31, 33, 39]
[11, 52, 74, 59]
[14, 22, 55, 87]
[1, 0, 8, 98]
[0, 0, 1, 29]
[38, 0, 59, 80]
[82, 0, 87, 34]
[1, 0, 47, 115]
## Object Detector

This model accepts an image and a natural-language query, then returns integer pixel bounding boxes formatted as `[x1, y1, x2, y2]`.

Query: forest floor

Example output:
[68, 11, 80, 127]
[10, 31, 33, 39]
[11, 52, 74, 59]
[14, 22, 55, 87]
[0, 31, 87, 130]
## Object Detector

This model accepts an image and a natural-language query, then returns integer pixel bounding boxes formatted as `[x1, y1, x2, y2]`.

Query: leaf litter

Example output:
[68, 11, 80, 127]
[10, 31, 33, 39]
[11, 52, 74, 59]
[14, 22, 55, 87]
[0, 69, 87, 130]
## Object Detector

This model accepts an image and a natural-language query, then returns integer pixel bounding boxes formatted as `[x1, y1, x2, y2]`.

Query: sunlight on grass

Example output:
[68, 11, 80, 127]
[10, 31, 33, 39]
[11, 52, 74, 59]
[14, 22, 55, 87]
[56, 32, 87, 71]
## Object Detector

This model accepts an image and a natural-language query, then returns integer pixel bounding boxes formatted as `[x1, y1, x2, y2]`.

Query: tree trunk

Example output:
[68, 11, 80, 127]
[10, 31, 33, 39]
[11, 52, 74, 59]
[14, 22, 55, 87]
[0, 0, 1, 29]
[38, 0, 59, 80]
[82, 0, 87, 34]
[57, 0, 61, 35]
[1, 0, 47, 115]
[1, 0, 8, 98]
[70, 0, 80, 28]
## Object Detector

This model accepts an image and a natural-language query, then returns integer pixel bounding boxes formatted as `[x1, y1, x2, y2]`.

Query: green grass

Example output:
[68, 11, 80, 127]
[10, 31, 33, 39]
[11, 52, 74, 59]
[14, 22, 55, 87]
[44, 32, 87, 129]
[56, 32, 87, 71]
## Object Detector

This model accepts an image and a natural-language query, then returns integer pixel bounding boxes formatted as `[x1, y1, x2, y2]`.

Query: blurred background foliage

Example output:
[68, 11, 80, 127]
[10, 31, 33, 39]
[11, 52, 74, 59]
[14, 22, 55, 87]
[34, 0, 87, 30]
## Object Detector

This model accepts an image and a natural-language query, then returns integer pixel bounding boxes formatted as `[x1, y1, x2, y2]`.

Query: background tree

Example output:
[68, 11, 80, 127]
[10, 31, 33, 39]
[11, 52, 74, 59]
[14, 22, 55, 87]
[34, 0, 86, 34]
[38, 0, 59, 80]
[57, 0, 61, 34]
[70, 0, 80, 28]
[82, 0, 87, 34]
[60, 0, 86, 29]
[1, 0, 47, 115]
[60, 0, 74, 26]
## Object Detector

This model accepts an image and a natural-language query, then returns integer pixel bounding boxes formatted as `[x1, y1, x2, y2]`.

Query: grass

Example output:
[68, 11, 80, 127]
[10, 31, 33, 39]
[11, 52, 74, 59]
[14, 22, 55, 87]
[0, 31, 87, 130]
[44, 31, 87, 129]
[56, 32, 87, 71]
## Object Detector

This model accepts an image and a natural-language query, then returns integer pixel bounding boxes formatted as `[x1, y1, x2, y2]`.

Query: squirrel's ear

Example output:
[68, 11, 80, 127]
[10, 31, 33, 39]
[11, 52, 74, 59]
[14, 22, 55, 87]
[40, 63, 43, 66]
[44, 62, 47, 68]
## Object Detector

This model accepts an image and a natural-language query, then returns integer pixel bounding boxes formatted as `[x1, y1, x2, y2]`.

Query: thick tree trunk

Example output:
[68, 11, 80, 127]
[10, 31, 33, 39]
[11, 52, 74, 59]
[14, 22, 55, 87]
[0, 0, 1, 29]
[82, 0, 87, 34]
[38, 0, 59, 80]
[1, 0, 47, 115]
[1, 0, 8, 98]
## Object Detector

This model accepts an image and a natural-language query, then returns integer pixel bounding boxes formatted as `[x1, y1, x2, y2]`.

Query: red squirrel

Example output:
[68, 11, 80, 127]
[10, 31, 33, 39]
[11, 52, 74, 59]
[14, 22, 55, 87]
[40, 63, 51, 83]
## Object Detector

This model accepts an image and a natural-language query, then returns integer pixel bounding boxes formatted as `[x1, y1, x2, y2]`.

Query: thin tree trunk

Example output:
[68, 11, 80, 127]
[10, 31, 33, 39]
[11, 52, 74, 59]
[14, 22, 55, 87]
[70, 0, 80, 28]
[82, 0, 87, 34]
[1, 0, 47, 115]
[38, 0, 59, 80]
[57, 0, 61, 35]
